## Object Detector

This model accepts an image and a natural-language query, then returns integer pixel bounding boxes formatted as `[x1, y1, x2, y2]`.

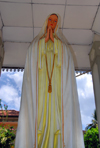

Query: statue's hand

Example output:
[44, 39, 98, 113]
[45, 26, 51, 43]
[45, 26, 54, 43]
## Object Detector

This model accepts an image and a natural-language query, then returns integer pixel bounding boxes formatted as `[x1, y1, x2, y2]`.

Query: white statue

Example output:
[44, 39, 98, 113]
[15, 13, 85, 148]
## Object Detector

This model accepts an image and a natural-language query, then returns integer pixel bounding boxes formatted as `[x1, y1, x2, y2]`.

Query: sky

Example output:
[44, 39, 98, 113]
[0, 70, 95, 130]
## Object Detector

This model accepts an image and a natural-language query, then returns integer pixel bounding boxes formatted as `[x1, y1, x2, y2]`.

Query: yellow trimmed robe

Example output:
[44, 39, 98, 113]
[38, 38, 62, 148]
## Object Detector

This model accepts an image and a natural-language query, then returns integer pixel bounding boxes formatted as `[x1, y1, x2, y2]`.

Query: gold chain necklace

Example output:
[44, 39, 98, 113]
[45, 54, 55, 93]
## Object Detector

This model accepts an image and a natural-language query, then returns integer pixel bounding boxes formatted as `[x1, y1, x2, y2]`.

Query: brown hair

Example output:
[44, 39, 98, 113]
[50, 13, 58, 18]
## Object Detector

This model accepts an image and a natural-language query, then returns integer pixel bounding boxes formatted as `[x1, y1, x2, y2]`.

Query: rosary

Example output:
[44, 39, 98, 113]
[45, 54, 55, 93]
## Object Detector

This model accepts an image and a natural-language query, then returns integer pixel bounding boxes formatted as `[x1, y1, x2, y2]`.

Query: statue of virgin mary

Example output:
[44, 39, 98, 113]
[15, 13, 85, 148]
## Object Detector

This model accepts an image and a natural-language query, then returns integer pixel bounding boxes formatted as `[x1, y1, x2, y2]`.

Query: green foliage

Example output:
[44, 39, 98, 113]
[0, 125, 16, 148]
[84, 127, 100, 148]
[0, 99, 16, 147]
[85, 109, 98, 131]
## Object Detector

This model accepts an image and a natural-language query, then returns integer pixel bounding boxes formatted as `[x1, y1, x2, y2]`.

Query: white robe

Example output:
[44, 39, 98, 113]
[15, 13, 85, 148]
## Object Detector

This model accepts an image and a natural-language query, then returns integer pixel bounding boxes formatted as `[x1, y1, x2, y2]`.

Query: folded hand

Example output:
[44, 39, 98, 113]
[45, 26, 54, 43]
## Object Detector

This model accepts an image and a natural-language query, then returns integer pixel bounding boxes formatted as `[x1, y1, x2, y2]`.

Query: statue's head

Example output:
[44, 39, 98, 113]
[47, 14, 58, 32]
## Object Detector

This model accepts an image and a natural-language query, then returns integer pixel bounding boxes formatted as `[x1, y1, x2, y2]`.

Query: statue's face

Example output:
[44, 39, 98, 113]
[47, 14, 58, 31]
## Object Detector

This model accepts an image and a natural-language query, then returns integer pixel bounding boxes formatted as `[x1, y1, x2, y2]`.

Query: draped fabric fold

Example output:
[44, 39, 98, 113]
[15, 13, 85, 148]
